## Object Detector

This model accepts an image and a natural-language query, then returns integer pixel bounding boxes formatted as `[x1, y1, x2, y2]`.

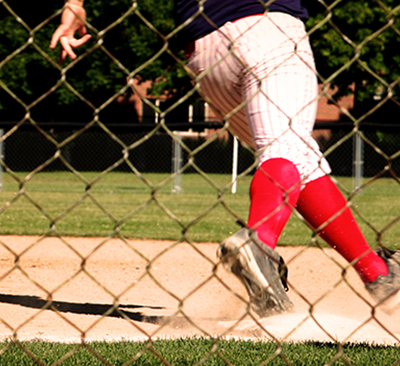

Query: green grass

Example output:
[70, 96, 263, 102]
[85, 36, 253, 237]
[0, 171, 251, 242]
[1, 338, 400, 365]
[0, 172, 400, 249]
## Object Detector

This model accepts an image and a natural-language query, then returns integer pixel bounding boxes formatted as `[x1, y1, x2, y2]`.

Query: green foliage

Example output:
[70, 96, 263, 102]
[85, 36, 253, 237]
[1, 0, 399, 120]
[0, 0, 191, 119]
[306, 0, 400, 116]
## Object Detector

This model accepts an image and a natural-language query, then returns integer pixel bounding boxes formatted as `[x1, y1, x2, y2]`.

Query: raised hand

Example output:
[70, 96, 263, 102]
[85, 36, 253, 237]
[50, 3, 91, 63]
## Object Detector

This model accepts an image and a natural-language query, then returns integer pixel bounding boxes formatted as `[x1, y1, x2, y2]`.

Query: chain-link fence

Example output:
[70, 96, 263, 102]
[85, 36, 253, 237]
[1, 122, 399, 181]
[1, 0, 400, 365]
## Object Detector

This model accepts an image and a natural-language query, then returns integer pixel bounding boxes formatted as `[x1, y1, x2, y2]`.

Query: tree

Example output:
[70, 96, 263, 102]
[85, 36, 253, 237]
[0, 0, 190, 122]
[305, 0, 400, 121]
[1, 0, 399, 123]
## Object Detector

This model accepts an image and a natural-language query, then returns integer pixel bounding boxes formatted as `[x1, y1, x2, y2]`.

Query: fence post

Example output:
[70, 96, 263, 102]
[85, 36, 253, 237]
[172, 132, 183, 193]
[231, 137, 238, 194]
[353, 131, 364, 191]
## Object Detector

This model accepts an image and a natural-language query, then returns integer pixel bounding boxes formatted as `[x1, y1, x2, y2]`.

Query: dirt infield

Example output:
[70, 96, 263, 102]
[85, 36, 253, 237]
[0, 235, 399, 345]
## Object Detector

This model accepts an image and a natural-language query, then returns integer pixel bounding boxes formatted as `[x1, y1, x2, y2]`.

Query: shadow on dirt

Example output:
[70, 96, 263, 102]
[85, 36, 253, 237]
[0, 293, 166, 325]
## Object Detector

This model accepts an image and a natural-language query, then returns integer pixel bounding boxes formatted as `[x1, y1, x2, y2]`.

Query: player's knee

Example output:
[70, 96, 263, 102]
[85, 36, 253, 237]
[258, 158, 301, 191]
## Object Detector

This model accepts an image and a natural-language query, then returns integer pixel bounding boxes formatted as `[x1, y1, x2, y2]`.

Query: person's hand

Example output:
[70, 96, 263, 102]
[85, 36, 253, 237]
[50, 3, 92, 63]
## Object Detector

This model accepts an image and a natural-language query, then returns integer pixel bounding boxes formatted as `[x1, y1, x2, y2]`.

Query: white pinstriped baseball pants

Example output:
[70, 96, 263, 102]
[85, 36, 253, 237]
[187, 13, 331, 183]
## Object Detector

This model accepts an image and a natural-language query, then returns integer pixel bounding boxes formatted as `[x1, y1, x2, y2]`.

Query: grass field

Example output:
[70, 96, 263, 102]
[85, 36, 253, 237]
[1, 171, 400, 365]
[1, 338, 400, 365]
[0, 171, 399, 249]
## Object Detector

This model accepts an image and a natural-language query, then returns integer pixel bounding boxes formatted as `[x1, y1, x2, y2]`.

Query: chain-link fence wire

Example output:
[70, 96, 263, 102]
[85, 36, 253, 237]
[2, 125, 400, 177]
[1, 0, 400, 364]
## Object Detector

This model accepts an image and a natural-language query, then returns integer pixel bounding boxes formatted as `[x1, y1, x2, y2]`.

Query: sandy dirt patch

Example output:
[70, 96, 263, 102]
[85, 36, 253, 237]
[0, 235, 399, 345]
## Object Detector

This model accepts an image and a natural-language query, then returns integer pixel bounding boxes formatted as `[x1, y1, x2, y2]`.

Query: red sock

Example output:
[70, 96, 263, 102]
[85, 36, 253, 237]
[247, 158, 301, 249]
[296, 175, 387, 283]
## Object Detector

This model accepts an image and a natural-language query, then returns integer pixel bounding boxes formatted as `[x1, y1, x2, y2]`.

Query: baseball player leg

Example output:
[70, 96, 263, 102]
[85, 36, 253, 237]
[188, 13, 329, 315]
[296, 175, 388, 283]
[247, 158, 301, 249]
[297, 175, 400, 313]
[188, 14, 400, 314]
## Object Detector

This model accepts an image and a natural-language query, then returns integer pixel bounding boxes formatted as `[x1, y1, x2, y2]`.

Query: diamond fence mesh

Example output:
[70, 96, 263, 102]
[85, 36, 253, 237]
[1, 0, 400, 364]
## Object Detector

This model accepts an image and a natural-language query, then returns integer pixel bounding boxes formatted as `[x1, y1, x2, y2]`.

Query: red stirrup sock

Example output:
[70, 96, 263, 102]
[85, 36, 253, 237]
[296, 175, 388, 283]
[247, 158, 301, 249]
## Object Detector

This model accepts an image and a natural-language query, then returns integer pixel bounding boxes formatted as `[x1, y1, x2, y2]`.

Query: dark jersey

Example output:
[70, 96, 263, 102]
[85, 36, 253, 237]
[175, 0, 308, 44]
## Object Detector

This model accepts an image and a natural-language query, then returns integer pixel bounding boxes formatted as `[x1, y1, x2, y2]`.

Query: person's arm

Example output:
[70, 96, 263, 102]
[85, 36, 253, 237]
[50, 0, 91, 62]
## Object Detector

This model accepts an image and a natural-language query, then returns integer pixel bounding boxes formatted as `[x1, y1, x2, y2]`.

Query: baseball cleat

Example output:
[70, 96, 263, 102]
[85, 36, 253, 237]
[217, 228, 293, 317]
[365, 247, 400, 314]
